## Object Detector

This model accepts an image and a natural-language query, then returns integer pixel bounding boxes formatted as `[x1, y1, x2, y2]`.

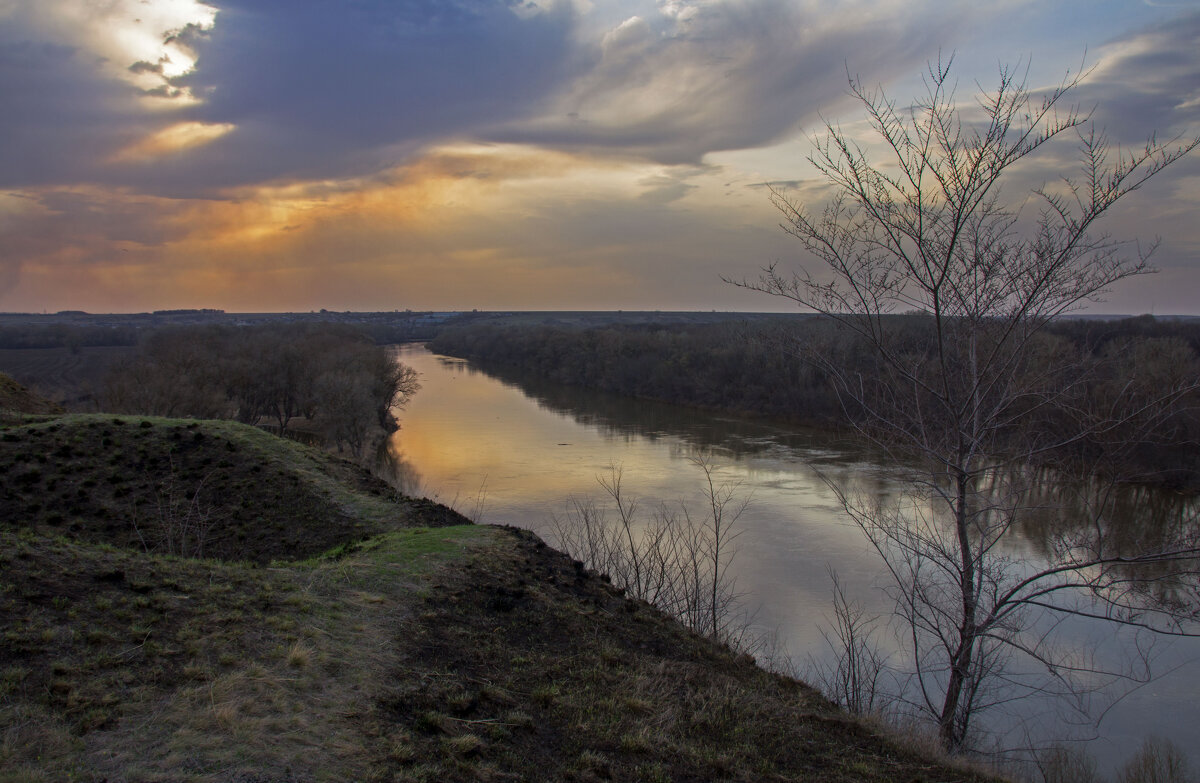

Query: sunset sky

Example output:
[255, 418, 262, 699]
[2, 0, 1199, 314]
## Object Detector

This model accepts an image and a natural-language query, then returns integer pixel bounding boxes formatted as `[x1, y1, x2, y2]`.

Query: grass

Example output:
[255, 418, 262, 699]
[364, 526, 997, 782]
[0, 413, 470, 564]
[0, 523, 494, 782]
[0, 405, 998, 781]
[0, 521, 996, 782]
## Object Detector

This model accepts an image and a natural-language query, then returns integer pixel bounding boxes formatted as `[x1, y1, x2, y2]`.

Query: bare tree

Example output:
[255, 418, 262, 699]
[1035, 743, 1103, 783]
[1118, 737, 1196, 783]
[546, 456, 750, 645]
[683, 454, 750, 641]
[733, 57, 1200, 752]
[131, 459, 218, 559]
[369, 348, 421, 432]
[314, 368, 377, 456]
[101, 323, 419, 460]
[806, 568, 891, 717]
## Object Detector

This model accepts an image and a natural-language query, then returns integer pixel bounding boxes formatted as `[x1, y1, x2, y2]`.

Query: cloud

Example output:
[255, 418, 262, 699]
[3, 0, 1197, 314]
[991, 11, 1200, 294]
[0, 35, 146, 187]
[0, 0, 217, 190]
[139, 0, 583, 191]
[3, 0, 980, 194]
[0, 144, 788, 312]
[1081, 10, 1200, 142]
[492, 0, 972, 163]
[1, 0, 582, 193]
[109, 121, 237, 162]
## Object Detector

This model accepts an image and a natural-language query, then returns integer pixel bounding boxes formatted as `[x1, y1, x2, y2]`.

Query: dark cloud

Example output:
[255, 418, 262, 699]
[5, 0, 1195, 198]
[492, 0, 968, 164]
[1080, 10, 1200, 143]
[0, 0, 975, 193]
[129, 60, 164, 75]
[0, 36, 150, 188]
[143, 0, 581, 190]
[2, 189, 188, 265]
[0, 0, 582, 193]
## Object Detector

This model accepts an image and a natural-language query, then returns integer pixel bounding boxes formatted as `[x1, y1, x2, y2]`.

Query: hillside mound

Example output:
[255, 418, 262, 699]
[0, 413, 468, 563]
[0, 522, 995, 782]
[0, 523, 495, 780]
[0, 371, 65, 415]
[378, 526, 995, 783]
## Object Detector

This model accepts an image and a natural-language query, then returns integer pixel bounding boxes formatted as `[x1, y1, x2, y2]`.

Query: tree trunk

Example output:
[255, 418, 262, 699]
[938, 469, 977, 751]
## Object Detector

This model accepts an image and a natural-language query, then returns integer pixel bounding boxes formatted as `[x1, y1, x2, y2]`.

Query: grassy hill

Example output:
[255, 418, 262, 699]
[0, 413, 463, 564]
[0, 372, 66, 417]
[0, 402, 995, 781]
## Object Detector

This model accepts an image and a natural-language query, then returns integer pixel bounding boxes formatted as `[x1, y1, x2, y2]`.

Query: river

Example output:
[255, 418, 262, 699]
[385, 343, 1199, 772]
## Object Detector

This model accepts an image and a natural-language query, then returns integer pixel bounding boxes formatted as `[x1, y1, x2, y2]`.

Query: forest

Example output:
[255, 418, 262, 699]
[101, 323, 418, 457]
[429, 314, 1200, 490]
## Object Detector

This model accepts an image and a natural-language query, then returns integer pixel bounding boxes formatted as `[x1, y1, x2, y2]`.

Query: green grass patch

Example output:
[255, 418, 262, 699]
[300, 526, 493, 603]
[355, 526, 490, 571]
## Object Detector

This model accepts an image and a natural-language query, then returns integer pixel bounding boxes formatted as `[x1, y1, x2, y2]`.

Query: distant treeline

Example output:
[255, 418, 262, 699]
[0, 311, 800, 350]
[0, 318, 447, 350]
[0, 324, 141, 350]
[104, 324, 418, 456]
[433, 318, 838, 422]
[429, 315, 1200, 489]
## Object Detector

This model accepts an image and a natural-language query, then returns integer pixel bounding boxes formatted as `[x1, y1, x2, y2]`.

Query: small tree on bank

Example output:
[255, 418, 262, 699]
[733, 58, 1200, 752]
[546, 456, 750, 646]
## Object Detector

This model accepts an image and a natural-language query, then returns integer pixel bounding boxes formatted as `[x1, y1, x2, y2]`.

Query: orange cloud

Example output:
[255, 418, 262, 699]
[1, 144, 782, 312]
[110, 122, 236, 162]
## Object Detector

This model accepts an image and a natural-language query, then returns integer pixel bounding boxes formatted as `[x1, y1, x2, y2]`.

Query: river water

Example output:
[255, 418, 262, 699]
[385, 343, 1199, 771]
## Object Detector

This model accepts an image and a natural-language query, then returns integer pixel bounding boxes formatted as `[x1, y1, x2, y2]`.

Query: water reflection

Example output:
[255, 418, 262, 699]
[373, 439, 424, 497]
[1014, 472, 1200, 616]
[465, 356, 863, 461]
[386, 343, 1200, 769]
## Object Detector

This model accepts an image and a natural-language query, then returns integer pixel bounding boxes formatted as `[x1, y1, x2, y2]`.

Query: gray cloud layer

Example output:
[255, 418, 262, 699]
[0, 32, 151, 186]
[164, 0, 581, 189]
[2, 1, 1197, 195]
[1, 0, 583, 193]
[1083, 11, 1200, 143]
[496, 0, 966, 163]
[1, 0, 970, 193]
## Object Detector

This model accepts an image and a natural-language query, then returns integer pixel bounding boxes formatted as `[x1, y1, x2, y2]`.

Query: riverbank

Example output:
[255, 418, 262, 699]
[0, 379, 996, 781]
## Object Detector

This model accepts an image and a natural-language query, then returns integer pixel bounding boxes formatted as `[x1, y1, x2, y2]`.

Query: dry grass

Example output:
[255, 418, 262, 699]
[370, 525, 1001, 783]
[1, 518, 1000, 782]
[0, 522, 498, 783]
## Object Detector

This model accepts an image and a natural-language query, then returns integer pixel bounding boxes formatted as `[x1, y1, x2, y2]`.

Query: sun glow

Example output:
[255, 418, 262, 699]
[111, 121, 236, 162]
[20, 0, 217, 101]
[1, 145, 678, 311]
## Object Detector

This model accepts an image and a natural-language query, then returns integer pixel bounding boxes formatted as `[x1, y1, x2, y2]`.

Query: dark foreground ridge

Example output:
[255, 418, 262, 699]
[0, 388, 996, 781]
